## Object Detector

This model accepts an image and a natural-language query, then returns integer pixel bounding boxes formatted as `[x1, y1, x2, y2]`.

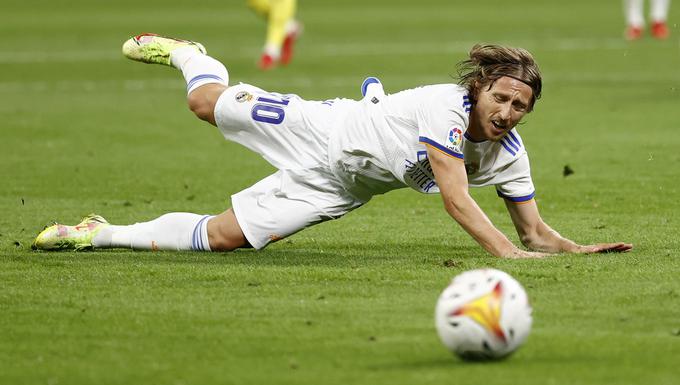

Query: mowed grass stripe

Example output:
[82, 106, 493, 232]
[2, 71, 679, 94]
[0, 37, 639, 64]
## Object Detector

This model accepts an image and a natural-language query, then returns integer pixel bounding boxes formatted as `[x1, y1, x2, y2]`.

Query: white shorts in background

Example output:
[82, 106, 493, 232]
[231, 167, 363, 250]
[214, 83, 363, 249]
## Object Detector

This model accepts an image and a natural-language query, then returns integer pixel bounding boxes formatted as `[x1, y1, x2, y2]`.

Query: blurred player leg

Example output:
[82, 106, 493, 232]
[624, 0, 644, 40]
[279, 13, 303, 66]
[247, 0, 299, 70]
[246, 0, 276, 69]
[650, 0, 671, 38]
[246, 0, 270, 16]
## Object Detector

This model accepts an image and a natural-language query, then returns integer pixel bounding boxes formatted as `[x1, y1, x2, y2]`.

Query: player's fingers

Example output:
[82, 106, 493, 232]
[595, 243, 633, 253]
[611, 243, 633, 252]
[505, 250, 549, 259]
[579, 243, 621, 253]
[579, 245, 601, 253]
[526, 251, 550, 259]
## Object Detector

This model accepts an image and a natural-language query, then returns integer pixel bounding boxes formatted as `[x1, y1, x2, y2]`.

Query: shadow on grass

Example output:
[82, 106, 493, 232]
[367, 355, 511, 371]
[19, 241, 483, 269]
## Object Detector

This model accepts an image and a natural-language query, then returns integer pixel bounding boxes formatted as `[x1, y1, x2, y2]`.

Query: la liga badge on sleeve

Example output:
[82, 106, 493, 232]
[447, 127, 463, 152]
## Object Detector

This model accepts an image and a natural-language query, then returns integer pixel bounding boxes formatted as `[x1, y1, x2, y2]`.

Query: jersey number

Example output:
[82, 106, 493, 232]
[251, 95, 290, 124]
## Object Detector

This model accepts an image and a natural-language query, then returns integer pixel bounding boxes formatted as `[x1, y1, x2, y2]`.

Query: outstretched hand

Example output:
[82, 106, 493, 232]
[577, 242, 633, 254]
[503, 249, 552, 259]
[501, 242, 633, 259]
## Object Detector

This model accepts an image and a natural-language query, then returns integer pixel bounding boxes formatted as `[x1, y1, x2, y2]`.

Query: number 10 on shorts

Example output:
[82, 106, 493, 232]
[251, 95, 290, 125]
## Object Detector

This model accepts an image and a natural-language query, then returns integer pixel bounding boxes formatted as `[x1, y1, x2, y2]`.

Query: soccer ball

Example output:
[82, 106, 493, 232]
[434, 268, 532, 360]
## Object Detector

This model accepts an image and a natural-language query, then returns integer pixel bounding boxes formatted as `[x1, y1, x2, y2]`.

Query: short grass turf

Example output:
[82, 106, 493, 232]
[1, 0, 680, 384]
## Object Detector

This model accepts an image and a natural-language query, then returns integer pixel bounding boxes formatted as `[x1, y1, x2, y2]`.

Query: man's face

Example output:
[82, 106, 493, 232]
[469, 76, 533, 141]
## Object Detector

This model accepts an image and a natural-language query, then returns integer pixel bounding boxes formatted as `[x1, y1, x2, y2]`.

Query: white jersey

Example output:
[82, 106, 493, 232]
[328, 84, 535, 202]
[461, 130, 535, 202]
[214, 83, 535, 249]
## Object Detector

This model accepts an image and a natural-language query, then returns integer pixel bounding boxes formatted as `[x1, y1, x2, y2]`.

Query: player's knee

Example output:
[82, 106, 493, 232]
[206, 210, 248, 252]
[187, 84, 227, 123]
[187, 92, 214, 122]
[209, 235, 246, 252]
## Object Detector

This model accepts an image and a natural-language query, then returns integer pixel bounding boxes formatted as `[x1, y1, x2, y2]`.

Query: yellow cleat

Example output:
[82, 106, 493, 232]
[122, 33, 206, 66]
[32, 214, 109, 251]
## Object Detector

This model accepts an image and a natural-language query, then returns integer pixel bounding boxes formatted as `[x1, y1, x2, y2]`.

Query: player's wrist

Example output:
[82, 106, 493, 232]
[560, 240, 582, 253]
[496, 244, 522, 258]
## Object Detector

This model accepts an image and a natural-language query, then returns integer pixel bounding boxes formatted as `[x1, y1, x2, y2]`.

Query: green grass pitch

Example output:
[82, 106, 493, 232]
[1, 0, 679, 384]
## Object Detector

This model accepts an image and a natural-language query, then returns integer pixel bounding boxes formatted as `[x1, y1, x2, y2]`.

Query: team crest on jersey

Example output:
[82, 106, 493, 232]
[235, 91, 253, 103]
[447, 127, 463, 152]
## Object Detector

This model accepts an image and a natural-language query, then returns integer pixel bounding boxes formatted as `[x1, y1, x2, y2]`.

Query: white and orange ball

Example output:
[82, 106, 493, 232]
[435, 268, 532, 360]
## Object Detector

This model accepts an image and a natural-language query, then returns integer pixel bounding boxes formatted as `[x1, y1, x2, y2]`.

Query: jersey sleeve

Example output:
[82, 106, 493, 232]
[416, 90, 469, 160]
[495, 153, 536, 203]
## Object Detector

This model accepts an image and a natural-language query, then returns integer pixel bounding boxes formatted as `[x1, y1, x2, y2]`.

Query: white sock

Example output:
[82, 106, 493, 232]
[170, 48, 229, 95]
[263, 43, 281, 60]
[93, 213, 213, 251]
[651, 0, 670, 22]
[625, 0, 645, 27]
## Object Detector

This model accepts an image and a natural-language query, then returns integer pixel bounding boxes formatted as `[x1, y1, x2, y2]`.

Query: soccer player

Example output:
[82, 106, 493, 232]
[32, 34, 633, 258]
[624, 0, 671, 40]
[246, 0, 302, 70]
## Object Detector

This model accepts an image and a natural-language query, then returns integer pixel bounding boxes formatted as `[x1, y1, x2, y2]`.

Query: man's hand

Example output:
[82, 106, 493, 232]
[575, 242, 633, 254]
[505, 200, 633, 255]
[503, 248, 551, 259]
[501, 243, 632, 259]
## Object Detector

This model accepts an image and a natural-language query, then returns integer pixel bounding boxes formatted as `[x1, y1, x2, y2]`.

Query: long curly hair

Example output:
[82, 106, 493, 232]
[457, 44, 542, 112]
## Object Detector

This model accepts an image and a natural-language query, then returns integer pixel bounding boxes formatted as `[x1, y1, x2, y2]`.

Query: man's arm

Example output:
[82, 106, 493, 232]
[503, 199, 633, 253]
[426, 146, 547, 259]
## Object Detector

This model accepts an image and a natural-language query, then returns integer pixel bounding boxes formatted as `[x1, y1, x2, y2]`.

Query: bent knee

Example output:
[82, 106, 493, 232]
[207, 210, 248, 252]
[209, 232, 248, 252]
[209, 239, 244, 252]
[187, 93, 216, 122]
[187, 84, 228, 123]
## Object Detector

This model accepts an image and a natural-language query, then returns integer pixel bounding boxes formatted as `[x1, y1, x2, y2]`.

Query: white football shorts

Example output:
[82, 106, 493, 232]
[213, 83, 363, 249]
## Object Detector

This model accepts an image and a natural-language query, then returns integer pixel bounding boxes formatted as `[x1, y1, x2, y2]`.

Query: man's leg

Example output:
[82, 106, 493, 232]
[118, 34, 247, 251]
[187, 84, 227, 126]
[276, 1, 302, 66]
[94, 213, 214, 251]
[122, 33, 229, 125]
[650, 0, 671, 38]
[246, 0, 271, 18]
[33, 211, 248, 252]
[207, 209, 249, 251]
[246, 0, 299, 70]
[651, 0, 671, 22]
[624, 0, 645, 40]
[264, 0, 296, 58]
[228, 169, 364, 250]
[97, 210, 248, 251]
[32, 35, 251, 253]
